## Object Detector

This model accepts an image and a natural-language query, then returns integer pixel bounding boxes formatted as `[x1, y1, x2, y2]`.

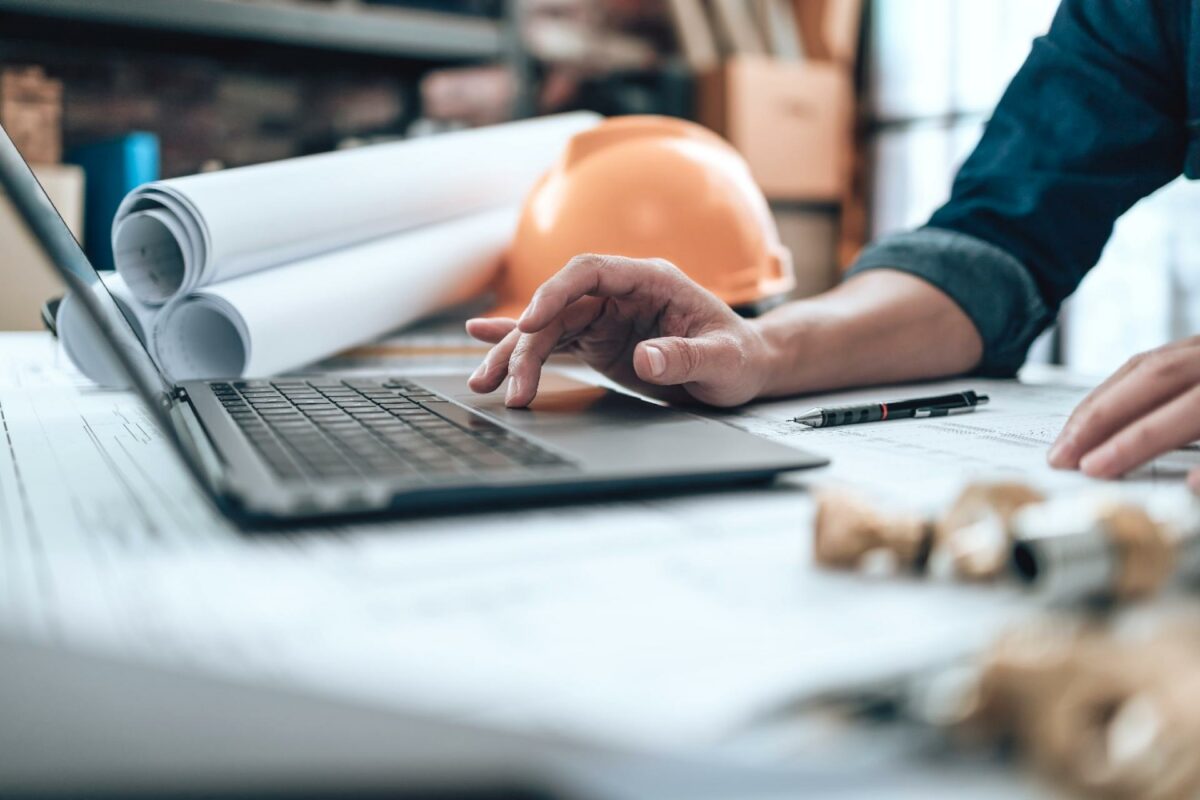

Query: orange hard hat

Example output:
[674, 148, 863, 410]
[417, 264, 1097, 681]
[490, 115, 794, 319]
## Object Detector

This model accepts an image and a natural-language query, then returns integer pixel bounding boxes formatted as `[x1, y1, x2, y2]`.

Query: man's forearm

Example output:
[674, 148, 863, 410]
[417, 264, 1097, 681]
[752, 270, 984, 398]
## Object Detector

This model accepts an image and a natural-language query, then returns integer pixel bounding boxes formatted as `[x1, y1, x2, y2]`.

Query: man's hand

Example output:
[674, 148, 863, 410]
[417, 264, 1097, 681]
[466, 254, 773, 408]
[1049, 337, 1200, 488]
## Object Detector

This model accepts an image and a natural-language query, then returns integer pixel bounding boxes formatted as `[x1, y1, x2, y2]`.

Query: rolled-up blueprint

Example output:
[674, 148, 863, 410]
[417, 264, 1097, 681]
[152, 207, 516, 380]
[113, 112, 600, 305]
[56, 273, 158, 387]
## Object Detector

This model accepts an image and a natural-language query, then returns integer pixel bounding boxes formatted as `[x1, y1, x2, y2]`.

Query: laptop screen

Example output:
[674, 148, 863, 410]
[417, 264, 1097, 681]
[0, 124, 175, 404]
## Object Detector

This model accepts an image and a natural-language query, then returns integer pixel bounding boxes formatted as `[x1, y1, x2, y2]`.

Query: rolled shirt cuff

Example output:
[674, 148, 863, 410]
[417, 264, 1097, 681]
[844, 226, 1053, 376]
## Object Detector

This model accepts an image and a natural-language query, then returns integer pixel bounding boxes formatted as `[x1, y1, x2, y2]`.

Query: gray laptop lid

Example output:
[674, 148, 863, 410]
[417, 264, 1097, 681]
[0, 123, 221, 498]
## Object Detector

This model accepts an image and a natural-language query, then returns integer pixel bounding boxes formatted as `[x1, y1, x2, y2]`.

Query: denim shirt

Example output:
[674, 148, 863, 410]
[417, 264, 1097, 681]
[847, 0, 1200, 375]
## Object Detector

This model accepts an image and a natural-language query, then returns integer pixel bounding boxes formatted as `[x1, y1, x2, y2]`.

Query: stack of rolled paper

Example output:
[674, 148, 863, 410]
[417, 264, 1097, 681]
[57, 112, 601, 386]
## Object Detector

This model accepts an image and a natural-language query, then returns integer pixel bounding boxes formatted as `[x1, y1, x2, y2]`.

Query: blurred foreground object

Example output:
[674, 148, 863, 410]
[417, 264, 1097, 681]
[812, 482, 1200, 798]
[814, 481, 1044, 581]
[933, 482, 1046, 581]
[490, 115, 794, 319]
[812, 489, 930, 572]
[824, 615, 1200, 800]
[963, 617, 1200, 800]
[1011, 491, 1200, 604]
[815, 480, 1200, 602]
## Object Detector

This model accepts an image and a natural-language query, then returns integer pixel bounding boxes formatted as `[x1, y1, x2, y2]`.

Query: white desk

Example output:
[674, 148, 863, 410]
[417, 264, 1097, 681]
[5, 331, 1182, 798]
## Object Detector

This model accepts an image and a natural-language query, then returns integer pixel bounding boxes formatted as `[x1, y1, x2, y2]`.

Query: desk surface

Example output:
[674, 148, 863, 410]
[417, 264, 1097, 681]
[2, 332, 1172, 798]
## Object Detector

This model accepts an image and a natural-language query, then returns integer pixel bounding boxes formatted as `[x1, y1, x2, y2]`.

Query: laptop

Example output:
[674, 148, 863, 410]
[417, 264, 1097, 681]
[0, 124, 827, 521]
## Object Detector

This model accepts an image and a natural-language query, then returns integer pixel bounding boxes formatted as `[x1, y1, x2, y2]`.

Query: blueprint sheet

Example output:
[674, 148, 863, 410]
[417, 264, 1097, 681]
[734, 369, 1200, 510]
[0, 333, 1188, 761]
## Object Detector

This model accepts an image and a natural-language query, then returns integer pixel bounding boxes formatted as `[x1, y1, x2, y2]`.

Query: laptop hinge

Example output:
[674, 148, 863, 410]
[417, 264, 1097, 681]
[169, 390, 229, 495]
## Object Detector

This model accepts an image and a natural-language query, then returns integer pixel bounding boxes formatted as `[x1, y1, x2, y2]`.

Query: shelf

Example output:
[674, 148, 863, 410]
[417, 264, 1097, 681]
[0, 0, 506, 60]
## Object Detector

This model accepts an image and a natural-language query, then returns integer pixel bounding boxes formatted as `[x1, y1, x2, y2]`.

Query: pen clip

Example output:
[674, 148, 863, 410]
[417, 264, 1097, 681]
[914, 405, 972, 419]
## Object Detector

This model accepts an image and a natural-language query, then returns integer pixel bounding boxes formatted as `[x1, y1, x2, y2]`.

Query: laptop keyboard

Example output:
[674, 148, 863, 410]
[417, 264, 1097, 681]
[208, 378, 574, 482]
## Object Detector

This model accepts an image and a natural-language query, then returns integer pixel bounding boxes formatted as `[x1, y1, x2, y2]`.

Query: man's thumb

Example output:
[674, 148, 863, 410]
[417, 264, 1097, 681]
[634, 336, 718, 386]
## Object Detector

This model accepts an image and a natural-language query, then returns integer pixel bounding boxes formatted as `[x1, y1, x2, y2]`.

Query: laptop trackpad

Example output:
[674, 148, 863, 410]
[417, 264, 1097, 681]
[419, 371, 682, 431]
[411, 371, 824, 476]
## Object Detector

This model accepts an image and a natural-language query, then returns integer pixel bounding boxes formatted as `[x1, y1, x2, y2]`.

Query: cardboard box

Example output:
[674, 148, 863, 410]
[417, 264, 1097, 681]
[700, 56, 853, 202]
[0, 66, 64, 165]
[0, 66, 63, 106]
[792, 0, 864, 68]
[0, 163, 84, 331]
[822, 0, 865, 68]
[0, 99, 62, 164]
[772, 203, 839, 297]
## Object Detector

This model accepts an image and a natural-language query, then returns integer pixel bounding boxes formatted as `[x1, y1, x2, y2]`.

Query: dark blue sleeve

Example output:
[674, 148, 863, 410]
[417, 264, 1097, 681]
[847, 0, 1190, 375]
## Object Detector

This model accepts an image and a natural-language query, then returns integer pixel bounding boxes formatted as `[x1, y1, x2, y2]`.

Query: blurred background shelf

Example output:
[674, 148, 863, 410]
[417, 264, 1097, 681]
[0, 0, 505, 61]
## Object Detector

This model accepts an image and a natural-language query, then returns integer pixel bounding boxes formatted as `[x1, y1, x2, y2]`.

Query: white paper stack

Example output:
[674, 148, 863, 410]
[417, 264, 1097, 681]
[58, 112, 601, 385]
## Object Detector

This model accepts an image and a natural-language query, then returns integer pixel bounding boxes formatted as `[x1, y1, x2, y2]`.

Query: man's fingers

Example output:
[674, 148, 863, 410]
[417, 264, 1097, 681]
[1078, 385, 1200, 478]
[518, 254, 684, 333]
[505, 298, 604, 408]
[1050, 336, 1199, 465]
[505, 318, 566, 407]
[468, 326, 522, 393]
[466, 317, 517, 344]
[632, 334, 738, 388]
[1050, 346, 1200, 468]
[1047, 369, 1135, 461]
[1189, 467, 1200, 494]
